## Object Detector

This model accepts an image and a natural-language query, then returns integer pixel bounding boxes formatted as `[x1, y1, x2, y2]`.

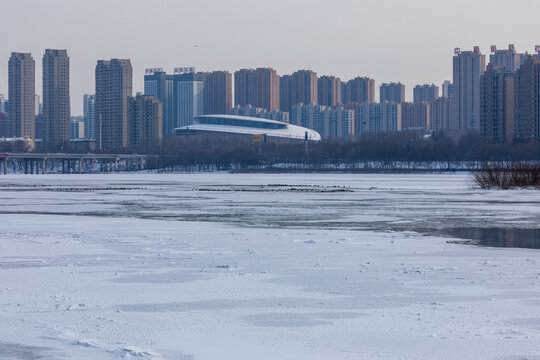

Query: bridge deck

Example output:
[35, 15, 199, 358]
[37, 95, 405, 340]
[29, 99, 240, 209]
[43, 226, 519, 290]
[3, 153, 156, 159]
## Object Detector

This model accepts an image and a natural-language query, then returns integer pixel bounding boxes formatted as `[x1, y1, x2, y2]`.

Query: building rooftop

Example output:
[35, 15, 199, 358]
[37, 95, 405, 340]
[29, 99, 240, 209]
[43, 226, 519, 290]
[175, 115, 321, 141]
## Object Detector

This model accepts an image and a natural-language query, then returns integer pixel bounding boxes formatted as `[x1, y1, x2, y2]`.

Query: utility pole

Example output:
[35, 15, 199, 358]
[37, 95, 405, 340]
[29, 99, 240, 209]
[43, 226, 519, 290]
[99, 114, 103, 151]
[304, 131, 309, 160]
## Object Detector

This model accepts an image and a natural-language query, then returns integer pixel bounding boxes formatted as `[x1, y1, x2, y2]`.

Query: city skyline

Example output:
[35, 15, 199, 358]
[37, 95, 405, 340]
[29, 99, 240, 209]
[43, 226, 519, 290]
[1, 0, 540, 114]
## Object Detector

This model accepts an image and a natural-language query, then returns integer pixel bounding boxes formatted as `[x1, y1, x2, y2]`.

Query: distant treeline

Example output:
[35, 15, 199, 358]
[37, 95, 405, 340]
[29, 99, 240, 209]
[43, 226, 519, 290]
[150, 131, 540, 170]
[3, 131, 540, 171]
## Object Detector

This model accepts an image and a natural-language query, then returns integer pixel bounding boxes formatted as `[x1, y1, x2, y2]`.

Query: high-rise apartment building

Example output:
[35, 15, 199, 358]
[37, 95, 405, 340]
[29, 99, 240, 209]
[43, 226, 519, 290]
[430, 97, 453, 131]
[479, 63, 515, 143]
[380, 82, 405, 103]
[279, 75, 292, 113]
[514, 55, 540, 143]
[175, 79, 203, 128]
[442, 81, 453, 98]
[144, 71, 173, 136]
[413, 84, 439, 103]
[256, 68, 279, 111]
[0, 112, 8, 138]
[35, 95, 41, 116]
[145, 70, 210, 133]
[95, 59, 132, 150]
[42, 49, 70, 148]
[291, 102, 325, 136]
[401, 102, 430, 130]
[69, 116, 84, 139]
[344, 102, 362, 135]
[290, 70, 318, 106]
[343, 77, 375, 104]
[199, 71, 232, 115]
[357, 102, 401, 134]
[320, 106, 354, 140]
[83, 94, 96, 139]
[452, 48, 486, 130]
[8, 52, 35, 138]
[234, 68, 278, 111]
[127, 94, 163, 149]
[489, 45, 524, 72]
[292, 102, 354, 140]
[234, 69, 257, 108]
[318, 76, 341, 106]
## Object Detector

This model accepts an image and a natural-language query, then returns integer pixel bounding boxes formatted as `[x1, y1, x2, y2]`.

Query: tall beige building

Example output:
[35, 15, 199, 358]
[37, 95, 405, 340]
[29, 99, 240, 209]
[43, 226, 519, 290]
[43, 49, 70, 148]
[256, 68, 279, 111]
[8, 52, 35, 139]
[290, 70, 318, 106]
[234, 68, 279, 111]
[430, 96, 453, 131]
[318, 76, 341, 106]
[199, 71, 232, 115]
[343, 77, 375, 104]
[401, 102, 430, 130]
[95, 59, 132, 150]
[380, 82, 405, 103]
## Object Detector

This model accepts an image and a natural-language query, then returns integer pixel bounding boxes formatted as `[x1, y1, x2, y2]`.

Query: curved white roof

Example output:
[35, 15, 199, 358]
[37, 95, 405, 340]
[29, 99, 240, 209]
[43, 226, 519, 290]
[175, 115, 321, 141]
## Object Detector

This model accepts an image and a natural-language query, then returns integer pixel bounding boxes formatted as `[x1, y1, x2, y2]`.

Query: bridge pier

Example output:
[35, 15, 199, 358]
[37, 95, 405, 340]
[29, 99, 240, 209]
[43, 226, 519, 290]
[42, 158, 46, 174]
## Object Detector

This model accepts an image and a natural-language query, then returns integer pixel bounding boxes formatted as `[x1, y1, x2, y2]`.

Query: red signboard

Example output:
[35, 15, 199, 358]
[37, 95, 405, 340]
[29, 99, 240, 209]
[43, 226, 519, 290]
[174, 67, 195, 74]
[145, 68, 163, 75]
[509, 44, 515, 52]
[454, 48, 461, 55]
[491, 45, 497, 53]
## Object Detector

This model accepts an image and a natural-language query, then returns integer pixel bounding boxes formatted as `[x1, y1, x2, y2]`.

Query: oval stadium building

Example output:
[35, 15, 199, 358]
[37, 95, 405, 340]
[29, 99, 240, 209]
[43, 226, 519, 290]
[175, 115, 321, 142]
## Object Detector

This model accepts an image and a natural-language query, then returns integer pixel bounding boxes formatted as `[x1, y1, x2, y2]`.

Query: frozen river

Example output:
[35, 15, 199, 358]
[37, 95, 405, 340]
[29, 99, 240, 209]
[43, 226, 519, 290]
[0, 173, 539, 359]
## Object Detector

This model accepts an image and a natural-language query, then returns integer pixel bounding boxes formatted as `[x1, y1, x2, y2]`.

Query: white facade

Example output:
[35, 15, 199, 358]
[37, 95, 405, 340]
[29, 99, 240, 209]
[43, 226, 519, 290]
[35, 94, 41, 116]
[357, 102, 401, 134]
[291, 103, 354, 140]
[442, 80, 453, 98]
[320, 107, 355, 140]
[231, 105, 290, 123]
[176, 115, 320, 141]
[83, 94, 95, 139]
[176, 81, 203, 128]
[70, 116, 85, 139]
[0, 94, 6, 113]
[490, 50, 523, 72]
[291, 103, 326, 137]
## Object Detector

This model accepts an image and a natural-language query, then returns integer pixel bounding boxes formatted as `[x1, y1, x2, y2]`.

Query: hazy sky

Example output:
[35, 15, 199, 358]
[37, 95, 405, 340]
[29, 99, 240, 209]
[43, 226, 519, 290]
[1, 0, 540, 114]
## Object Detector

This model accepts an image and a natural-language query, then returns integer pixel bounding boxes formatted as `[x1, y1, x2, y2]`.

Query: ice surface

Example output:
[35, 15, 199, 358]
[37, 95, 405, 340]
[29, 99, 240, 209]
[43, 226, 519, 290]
[0, 173, 539, 359]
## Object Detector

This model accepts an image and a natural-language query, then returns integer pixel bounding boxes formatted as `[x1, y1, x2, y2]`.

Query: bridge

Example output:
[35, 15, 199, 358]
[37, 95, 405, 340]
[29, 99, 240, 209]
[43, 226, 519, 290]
[0, 153, 156, 174]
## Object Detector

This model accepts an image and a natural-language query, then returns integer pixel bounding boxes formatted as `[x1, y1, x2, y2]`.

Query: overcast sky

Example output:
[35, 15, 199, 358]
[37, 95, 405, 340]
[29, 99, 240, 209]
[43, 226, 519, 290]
[1, 0, 539, 114]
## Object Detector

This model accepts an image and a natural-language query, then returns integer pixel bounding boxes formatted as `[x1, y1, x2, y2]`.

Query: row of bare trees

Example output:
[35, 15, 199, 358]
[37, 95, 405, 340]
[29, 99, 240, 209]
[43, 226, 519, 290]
[4, 131, 540, 170]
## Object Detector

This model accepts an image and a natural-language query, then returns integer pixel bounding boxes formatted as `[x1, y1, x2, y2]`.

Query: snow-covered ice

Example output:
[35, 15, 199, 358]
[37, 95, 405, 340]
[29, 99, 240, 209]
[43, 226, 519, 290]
[0, 173, 539, 359]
